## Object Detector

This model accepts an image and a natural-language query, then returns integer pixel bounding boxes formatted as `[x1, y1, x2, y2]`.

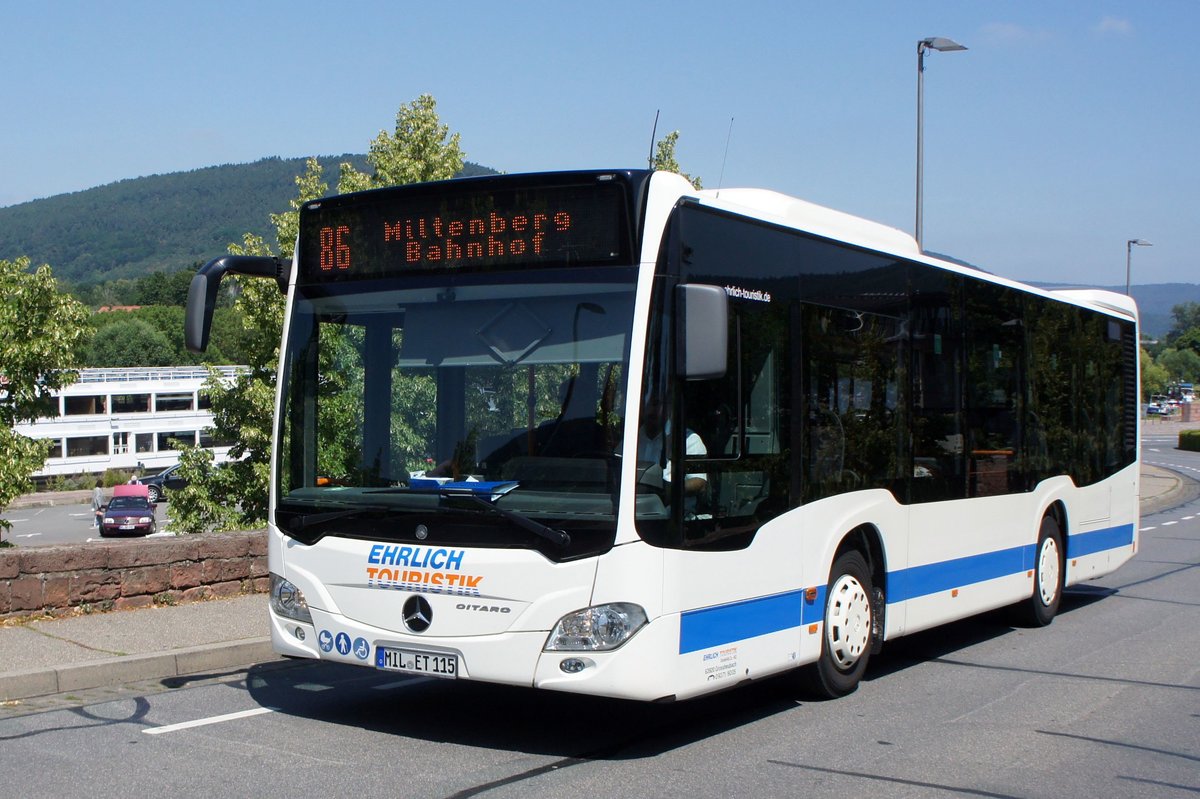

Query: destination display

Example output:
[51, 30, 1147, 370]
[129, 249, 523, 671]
[297, 178, 634, 281]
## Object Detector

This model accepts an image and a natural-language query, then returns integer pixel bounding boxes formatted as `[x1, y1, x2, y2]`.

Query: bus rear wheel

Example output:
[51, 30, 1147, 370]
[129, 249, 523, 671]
[1014, 515, 1064, 627]
[805, 550, 873, 699]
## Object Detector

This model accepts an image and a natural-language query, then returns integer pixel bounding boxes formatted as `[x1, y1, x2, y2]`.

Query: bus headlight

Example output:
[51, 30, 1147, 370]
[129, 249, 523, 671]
[269, 573, 312, 624]
[544, 603, 647, 651]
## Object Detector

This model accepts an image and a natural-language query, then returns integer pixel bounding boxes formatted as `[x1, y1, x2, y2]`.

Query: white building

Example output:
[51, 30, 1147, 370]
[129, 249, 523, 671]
[13, 366, 244, 477]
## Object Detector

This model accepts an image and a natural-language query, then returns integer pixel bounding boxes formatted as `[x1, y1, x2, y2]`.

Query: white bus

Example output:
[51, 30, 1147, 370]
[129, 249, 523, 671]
[186, 170, 1139, 701]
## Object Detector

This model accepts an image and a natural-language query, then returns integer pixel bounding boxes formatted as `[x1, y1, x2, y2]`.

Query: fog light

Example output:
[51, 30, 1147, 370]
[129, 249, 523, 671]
[559, 658, 590, 673]
[294, 626, 306, 641]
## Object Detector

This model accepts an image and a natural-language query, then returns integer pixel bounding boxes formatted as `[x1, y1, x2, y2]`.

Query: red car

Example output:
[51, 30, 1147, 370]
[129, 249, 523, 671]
[99, 495, 157, 537]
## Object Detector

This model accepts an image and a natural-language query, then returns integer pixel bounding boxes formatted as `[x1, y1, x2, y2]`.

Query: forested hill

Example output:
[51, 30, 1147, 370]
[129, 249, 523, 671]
[0, 156, 498, 284]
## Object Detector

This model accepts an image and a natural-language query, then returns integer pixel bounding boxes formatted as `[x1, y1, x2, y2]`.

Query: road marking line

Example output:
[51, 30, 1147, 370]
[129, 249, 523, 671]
[143, 707, 275, 735]
[1140, 527, 1156, 531]
[1161, 521, 1178, 526]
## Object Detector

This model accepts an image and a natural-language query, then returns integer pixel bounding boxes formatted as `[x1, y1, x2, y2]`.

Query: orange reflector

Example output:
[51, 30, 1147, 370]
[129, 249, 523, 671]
[804, 587, 818, 602]
[951, 589, 959, 598]
[808, 624, 818, 634]
[1027, 570, 1034, 578]
[1072, 559, 1078, 567]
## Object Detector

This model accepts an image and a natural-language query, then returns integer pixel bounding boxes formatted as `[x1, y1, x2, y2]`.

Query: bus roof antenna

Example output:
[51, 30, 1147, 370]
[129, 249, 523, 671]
[716, 117, 734, 197]
[647, 109, 660, 169]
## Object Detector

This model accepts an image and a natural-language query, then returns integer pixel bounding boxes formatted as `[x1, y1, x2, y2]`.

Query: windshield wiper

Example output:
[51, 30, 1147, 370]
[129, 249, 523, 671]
[439, 489, 571, 548]
[280, 504, 391, 538]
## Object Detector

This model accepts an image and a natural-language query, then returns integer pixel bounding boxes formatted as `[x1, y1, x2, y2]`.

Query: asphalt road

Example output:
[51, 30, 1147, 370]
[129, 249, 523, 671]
[2, 490, 1197, 798]
[1142, 427, 1200, 486]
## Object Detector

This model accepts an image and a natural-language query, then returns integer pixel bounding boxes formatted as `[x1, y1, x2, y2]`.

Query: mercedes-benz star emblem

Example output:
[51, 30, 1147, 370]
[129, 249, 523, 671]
[402, 595, 433, 633]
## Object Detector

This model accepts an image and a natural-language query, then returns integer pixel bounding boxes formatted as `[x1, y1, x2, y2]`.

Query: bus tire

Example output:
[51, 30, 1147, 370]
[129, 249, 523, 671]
[805, 550, 873, 699]
[1015, 515, 1064, 627]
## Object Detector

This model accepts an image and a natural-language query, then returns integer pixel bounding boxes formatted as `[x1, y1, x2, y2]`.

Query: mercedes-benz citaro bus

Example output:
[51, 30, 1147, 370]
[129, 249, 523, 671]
[185, 170, 1139, 702]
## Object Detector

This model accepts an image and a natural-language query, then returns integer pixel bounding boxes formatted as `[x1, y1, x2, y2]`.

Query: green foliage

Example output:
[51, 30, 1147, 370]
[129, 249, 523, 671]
[1156, 347, 1200, 384]
[85, 318, 176, 367]
[1172, 326, 1200, 354]
[1180, 429, 1200, 452]
[82, 304, 247, 367]
[0, 257, 89, 536]
[133, 270, 195, 306]
[652, 130, 702, 190]
[1168, 302, 1200, 337]
[338, 94, 465, 192]
[1141, 348, 1168, 399]
[101, 468, 134, 487]
[47, 473, 99, 492]
[167, 446, 243, 534]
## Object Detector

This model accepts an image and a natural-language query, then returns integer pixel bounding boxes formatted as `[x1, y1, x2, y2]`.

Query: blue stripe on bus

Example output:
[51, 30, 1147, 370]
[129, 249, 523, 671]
[679, 590, 806, 654]
[1066, 523, 1134, 559]
[887, 545, 1034, 604]
[889, 522, 1135, 604]
[674, 522, 1134, 654]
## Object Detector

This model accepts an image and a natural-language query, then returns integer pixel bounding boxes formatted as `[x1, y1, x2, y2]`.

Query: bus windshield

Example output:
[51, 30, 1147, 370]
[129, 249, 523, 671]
[275, 269, 636, 557]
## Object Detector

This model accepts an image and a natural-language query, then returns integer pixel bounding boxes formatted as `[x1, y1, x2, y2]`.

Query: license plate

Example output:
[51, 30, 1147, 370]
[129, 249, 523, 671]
[376, 647, 458, 679]
[119, 524, 135, 530]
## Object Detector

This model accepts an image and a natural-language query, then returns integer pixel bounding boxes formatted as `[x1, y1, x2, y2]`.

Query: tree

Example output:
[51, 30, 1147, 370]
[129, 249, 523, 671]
[1156, 347, 1200, 384]
[1141, 348, 1168, 399]
[173, 95, 465, 532]
[652, 130, 702, 190]
[134, 269, 194, 306]
[1168, 302, 1200, 336]
[338, 94, 464, 193]
[85, 318, 176, 367]
[0, 257, 89, 541]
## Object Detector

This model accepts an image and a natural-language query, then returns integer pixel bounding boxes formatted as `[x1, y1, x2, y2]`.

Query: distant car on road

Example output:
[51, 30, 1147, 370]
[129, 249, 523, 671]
[99, 495, 157, 537]
[132, 463, 187, 503]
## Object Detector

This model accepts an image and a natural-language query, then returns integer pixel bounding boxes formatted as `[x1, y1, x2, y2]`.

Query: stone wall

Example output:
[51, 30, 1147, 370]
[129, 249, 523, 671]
[0, 530, 268, 619]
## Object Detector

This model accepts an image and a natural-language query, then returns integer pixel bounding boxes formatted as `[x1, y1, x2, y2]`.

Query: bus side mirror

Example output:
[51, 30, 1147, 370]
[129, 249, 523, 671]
[675, 284, 728, 380]
[185, 255, 289, 353]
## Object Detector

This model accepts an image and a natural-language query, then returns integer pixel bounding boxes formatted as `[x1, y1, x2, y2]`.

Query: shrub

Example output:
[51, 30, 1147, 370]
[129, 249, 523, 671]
[1180, 430, 1200, 452]
[47, 473, 96, 491]
[101, 468, 133, 487]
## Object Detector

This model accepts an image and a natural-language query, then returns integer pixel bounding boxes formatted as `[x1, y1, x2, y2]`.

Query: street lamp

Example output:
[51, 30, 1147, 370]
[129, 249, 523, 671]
[916, 36, 967, 251]
[1126, 239, 1152, 295]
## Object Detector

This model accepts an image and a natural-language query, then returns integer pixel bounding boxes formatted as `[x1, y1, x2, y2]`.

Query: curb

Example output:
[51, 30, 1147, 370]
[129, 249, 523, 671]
[0, 637, 278, 702]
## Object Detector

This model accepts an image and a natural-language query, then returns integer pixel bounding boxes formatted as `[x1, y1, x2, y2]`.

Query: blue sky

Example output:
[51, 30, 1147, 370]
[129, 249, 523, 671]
[2, 1, 1195, 286]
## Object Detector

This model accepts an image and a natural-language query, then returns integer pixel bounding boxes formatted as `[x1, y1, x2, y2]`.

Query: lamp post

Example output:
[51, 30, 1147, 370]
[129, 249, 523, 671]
[1126, 239, 1152, 295]
[916, 36, 967, 252]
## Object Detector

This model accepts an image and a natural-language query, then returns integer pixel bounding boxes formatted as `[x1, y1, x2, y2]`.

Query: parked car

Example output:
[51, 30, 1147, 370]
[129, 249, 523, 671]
[99, 495, 157, 537]
[133, 463, 188, 503]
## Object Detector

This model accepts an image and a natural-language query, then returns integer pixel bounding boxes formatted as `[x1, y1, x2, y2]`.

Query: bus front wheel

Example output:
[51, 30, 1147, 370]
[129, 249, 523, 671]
[805, 550, 873, 699]
[1015, 515, 1064, 627]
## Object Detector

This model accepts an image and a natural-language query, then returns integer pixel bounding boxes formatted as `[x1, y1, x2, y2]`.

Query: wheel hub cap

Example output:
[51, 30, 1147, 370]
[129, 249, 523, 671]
[1037, 537, 1061, 605]
[826, 574, 871, 669]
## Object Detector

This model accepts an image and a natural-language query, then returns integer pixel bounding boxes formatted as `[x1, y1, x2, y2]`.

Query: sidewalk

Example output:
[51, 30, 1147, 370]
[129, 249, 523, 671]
[1, 593, 276, 702]
[1, 461, 1195, 704]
